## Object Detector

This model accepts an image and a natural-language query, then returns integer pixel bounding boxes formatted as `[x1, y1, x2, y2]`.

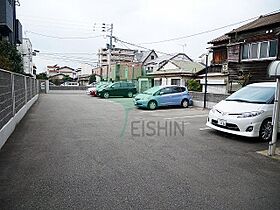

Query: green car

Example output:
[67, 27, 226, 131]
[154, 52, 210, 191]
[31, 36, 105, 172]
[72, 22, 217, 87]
[97, 81, 137, 98]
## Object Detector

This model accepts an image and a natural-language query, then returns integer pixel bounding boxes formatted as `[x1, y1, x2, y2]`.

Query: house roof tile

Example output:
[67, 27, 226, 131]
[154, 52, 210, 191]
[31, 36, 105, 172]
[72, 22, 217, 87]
[208, 34, 230, 44]
[227, 12, 280, 34]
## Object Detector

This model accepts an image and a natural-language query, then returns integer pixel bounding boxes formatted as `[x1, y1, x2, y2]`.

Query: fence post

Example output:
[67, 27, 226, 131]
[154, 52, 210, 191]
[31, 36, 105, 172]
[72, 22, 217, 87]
[37, 80, 39, 94]
[24, 76, 27, 104]
[11, 74, 15, 116]
[30, 78, 32, 100]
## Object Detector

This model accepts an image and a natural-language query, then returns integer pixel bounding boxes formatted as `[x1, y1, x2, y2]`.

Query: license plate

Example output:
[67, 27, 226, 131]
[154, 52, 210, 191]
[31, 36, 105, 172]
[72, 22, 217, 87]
[217, 119, 227, 126]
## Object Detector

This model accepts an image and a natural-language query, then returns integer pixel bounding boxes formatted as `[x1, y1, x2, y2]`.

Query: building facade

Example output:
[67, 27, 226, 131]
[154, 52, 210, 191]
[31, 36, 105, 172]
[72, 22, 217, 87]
[98, 47, 138, 67]
[148, 59, 205, 87]
[206, 12, 280, 93]
[0, 0, 22, 45]
[47, 65, 76, 79]
[17, 38, 34, 76]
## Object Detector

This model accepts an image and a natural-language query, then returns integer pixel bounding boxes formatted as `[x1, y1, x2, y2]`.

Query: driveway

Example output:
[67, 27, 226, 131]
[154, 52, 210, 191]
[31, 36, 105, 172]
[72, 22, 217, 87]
[0, 92, 279, 209]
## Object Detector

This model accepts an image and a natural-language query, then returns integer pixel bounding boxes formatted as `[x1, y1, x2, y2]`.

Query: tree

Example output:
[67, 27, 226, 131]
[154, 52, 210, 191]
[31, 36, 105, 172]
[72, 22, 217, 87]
[36, 72, 48, 80]
[0, 40, 23, 73]
[52, 79, 61, 86]
[89, 74, 96, 84]
[63, 75, 72, 82]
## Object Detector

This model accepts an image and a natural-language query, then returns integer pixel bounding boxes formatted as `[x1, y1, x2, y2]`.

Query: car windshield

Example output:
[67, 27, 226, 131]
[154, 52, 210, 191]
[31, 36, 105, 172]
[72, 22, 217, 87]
[143, 86, 162, 95]
[226, 86, 275, 104]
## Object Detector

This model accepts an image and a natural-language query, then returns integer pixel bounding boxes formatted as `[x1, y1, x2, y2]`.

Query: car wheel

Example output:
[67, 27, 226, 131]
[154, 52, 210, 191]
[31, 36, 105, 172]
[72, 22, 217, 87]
[103, 92, 110, 99]
[127, 91, 133, 98]
[148, 100, 157, 110]
[259, 119, 272, 141]
[181, 99, 189, 108]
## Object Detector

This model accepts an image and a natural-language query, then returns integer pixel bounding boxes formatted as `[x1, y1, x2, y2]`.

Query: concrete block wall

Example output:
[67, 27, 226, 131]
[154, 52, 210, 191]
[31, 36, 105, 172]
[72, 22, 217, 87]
[189, 91, 229, 109]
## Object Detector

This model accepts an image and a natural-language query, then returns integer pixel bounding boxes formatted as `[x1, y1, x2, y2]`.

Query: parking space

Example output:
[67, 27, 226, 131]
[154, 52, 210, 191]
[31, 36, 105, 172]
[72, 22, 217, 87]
[103, 96, 280, 152]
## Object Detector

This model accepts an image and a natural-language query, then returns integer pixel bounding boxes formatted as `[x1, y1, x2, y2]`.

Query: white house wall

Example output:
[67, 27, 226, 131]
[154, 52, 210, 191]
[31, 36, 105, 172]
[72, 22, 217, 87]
[200, 75, 228, 94]
[143, 51, 158, 65]
[160, 62, 178, 71]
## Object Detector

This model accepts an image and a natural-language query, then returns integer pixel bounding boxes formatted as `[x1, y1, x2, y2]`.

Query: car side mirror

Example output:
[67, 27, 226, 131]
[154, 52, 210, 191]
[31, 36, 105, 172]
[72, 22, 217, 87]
[159, 91, 164, 95]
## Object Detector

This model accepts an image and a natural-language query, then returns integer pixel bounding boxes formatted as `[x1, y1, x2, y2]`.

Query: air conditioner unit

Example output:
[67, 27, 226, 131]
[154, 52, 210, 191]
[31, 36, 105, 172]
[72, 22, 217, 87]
[222, 63, 228, 73]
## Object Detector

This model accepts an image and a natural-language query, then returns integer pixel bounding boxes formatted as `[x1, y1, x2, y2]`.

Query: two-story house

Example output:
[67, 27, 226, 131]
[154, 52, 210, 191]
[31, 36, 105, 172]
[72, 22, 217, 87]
[206, 11, 280, 93]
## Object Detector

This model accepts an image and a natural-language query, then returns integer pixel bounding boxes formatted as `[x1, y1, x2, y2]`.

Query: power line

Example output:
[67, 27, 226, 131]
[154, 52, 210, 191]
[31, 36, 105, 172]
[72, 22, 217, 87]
[37, 57, 98, 66]
[20, 15, 93, 27]
[39, 52, 97, 55]
[25, 31, 104, 40]
[38, 53, 97, 60]
[115, 37, 173, 56]
[114, 9, 280, 57]
[37, 54, 98, 63]
[139, 9, 280, 45]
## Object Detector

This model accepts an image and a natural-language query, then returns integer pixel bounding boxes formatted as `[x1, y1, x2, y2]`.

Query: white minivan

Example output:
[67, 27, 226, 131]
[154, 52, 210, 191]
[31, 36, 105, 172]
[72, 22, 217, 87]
[206, 82, 279, 141]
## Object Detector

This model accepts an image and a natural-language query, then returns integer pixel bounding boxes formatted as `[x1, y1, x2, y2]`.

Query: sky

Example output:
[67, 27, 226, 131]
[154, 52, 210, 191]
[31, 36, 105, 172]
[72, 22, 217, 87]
[16, 0, 280, 73]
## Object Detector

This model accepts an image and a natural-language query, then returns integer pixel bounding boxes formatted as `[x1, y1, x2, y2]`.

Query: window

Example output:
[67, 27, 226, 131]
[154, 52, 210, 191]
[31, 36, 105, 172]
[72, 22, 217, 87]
[160, 87, 172, 95]
[242, 40, 278, 60]
[151, 55, 155, 60]
[171, 87, 183, 93]
[171, 79, 180, 86]
[226, 86, 275, 104]
[269, 40, 277, 57]
[112, 83, 120, 88]
[250, 43, 258, 59]
[260, 41, 268, 58]
[120, 82, 128, 87]
[181, 87, 186, 92]
[242, 44, 249, 59]
[154, 79, 161, 86]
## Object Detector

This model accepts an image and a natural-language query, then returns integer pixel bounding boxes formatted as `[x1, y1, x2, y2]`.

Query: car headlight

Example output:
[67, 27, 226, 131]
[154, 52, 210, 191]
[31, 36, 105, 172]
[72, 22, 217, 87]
[237, 110, 264, 118]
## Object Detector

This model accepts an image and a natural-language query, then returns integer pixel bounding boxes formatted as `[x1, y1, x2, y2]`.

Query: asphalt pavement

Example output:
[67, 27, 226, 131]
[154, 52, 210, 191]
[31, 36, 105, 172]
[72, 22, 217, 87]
[0, 91, 279, 210]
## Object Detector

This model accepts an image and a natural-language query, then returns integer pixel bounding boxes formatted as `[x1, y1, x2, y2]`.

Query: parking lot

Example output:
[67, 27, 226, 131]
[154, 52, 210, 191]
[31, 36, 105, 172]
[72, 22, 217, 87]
[0, 91, 280, 209]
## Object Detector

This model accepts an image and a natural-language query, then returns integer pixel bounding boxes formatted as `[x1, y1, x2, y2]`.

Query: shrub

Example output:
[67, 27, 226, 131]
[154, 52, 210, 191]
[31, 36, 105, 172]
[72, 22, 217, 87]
[187, 79, 202, 91]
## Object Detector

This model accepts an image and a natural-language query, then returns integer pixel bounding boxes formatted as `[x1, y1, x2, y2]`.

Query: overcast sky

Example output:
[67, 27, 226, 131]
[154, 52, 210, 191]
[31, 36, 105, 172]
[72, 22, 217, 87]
[17, 0, 280, 73]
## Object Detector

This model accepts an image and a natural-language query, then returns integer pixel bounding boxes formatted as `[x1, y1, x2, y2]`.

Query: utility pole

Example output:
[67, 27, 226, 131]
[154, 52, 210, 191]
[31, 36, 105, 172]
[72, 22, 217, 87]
[132, 64, 135, 81]
[94, 23, 114, 81]
[103, 23, 113, 82]
[269, 78, 280, 155]
[203, 53, 208, 109]
[267, 61, 280, 156]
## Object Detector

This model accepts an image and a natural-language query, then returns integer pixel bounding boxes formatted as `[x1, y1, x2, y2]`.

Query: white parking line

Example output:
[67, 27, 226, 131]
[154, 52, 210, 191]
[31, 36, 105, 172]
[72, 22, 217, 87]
[164, 114, 208, 120]
[199, 127, 212, 131]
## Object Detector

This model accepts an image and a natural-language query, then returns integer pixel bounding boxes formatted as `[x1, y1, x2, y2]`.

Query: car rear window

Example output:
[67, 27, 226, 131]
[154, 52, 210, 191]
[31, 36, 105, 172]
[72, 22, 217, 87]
[171, 86, 186, 93]
[120, 83, 127, 87]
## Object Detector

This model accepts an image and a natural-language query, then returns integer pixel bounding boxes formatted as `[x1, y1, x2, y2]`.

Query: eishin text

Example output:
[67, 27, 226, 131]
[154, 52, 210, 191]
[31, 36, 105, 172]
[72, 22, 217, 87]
[131, 120, 185, 137]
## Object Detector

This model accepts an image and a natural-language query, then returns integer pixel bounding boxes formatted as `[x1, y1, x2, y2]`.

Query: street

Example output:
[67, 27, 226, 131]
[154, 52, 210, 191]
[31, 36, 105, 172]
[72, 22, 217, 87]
[0, 91, 280, 209]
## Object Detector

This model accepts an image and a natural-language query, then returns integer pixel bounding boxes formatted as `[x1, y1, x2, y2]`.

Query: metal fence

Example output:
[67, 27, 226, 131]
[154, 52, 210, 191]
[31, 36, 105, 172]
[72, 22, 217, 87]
[0, 69, 39, 131]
